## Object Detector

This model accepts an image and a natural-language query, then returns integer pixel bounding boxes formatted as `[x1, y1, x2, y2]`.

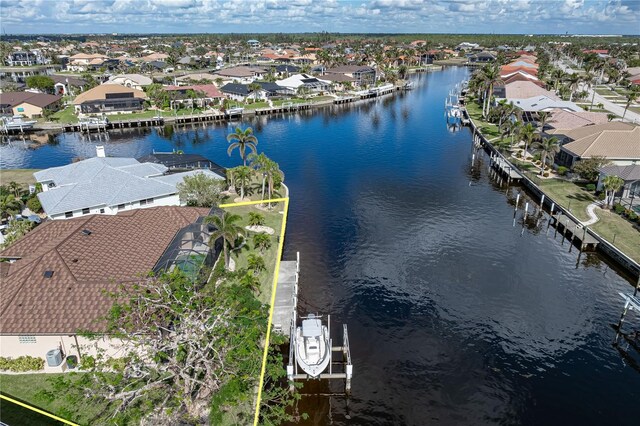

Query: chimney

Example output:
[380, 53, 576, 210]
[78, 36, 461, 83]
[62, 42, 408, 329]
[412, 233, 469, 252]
[96, 145, 106, 158]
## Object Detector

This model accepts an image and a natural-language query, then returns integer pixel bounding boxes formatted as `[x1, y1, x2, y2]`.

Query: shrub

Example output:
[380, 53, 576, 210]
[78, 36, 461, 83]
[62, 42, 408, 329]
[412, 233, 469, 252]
[543, 172, 550, 177]
[586, 184, 596, 192]
[533, 153, 541, 162]
[0, 355, 44, 372]
[614, 204, 625, 214]
[597, 192, 606, 201]
[629, 212, 638, 221]
[557, 166, 568, 176]
[26, 196, 42, 213]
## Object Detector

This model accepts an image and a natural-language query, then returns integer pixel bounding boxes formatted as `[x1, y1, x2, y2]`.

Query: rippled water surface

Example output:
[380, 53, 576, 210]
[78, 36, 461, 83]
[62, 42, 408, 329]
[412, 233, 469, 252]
[1, 67, 638, 425]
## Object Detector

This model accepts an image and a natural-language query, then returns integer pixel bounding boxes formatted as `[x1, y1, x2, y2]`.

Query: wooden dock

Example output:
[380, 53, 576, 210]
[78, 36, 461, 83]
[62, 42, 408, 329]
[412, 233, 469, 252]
[272, 255, 299, 335]
[552, 214, 599, 250]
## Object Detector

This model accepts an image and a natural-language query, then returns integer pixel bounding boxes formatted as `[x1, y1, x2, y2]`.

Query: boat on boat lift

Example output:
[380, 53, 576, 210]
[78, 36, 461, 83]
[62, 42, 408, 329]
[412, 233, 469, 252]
[295, 314, 331, 378]
[1, 115, 37, 132]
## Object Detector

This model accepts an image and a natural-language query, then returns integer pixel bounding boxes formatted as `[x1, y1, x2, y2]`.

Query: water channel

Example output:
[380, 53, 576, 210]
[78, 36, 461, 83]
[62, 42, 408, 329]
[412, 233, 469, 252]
[1, 67, 638, 426]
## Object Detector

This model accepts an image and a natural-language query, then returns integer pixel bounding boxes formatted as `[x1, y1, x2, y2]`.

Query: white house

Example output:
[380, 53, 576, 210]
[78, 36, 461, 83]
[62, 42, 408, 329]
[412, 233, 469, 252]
[106, 73, 153, 91]
[276, 73, 330, 92]
[34, 149, 224, 220]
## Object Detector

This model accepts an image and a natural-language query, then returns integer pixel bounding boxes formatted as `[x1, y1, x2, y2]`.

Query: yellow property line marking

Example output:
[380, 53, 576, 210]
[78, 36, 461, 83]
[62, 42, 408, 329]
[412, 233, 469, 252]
[219, 197, 288, 208]
[0, 393, 79, 426]
[247, 196, 289, 426]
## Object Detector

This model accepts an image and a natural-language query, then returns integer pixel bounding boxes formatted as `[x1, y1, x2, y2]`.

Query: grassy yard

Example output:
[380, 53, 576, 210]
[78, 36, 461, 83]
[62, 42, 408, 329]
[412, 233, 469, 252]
[0, 373, 111, 425]
[0, 169, 40, 186]
[222, 202, 285, 303]
[537, 179, 595, 222]
[50, 106, 78, 124]
[465, 100, 502, 138]
[591, 210, 640, 263]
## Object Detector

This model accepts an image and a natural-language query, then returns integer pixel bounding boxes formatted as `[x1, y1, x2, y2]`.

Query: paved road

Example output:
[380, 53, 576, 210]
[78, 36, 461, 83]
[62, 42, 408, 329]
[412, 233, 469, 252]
[555, 58, 640, 124]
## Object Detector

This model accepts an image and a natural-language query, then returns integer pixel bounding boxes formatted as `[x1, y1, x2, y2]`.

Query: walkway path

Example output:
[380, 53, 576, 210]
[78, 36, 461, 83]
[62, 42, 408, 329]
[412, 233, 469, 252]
[582, 202, 602, 226]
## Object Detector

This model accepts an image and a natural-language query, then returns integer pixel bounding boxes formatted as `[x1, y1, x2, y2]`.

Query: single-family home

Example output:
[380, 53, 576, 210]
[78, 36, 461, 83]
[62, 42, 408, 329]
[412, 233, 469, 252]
[276, 73, 330, 93]
[0, 206, 221, 368]
[214, 66, 267, 84]
[34, 151, 224, 220]
[324, 65, 376, 87]
[164, 84, 225, 108]
[507, 95, 583, 113]
[6, 51, 47, 66]
[468, 52, 497, 63]
[495, 80, 559, 101]
[137, 152, 227, 177]
[0, 91, 62, 118]
[67, 53, 109, 72]
[50, 75, 87, 96]
[72, 84, 148, 114]
[597, 164, 640, 200]
[106, 73, 153, 91]
[544, 109, 609, 133]
[555, 123, 640, 167]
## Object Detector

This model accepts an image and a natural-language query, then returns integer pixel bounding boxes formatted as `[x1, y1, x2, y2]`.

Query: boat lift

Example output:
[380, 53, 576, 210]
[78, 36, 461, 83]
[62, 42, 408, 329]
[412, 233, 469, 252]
[287, 314, 353, 394]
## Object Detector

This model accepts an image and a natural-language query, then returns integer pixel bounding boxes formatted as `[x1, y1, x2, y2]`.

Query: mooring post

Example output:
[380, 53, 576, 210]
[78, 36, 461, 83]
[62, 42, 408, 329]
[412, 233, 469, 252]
[524, 202, 529, 219]
[550, 202, 555, 215]
[540, 194, 545, 209]
[515, 193, 520, 210]
[634, 275, 640, 298]
[613, 300, 631, 345]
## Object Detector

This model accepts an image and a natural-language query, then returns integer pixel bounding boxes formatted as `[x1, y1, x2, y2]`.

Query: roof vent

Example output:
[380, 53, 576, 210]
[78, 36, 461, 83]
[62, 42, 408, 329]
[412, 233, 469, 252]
[43, 270, 54, 278]
[81, 229, 92, 236]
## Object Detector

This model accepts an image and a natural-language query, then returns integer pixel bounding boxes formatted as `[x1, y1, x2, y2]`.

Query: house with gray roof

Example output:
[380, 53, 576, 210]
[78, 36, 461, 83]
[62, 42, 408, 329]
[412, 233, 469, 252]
[34, 151, 224, 220]
[597, 164, 640, 200]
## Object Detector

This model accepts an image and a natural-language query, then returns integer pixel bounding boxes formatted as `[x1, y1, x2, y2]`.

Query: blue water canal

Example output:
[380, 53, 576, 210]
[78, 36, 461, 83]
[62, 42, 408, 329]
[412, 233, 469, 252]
[1, 67, 639, 425]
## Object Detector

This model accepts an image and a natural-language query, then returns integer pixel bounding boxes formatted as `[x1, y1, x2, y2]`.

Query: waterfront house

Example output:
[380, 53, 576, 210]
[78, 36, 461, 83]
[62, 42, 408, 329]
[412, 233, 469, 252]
[495, 81, 559, 101]
[137, 152, 227, 177]
[175, 73, 219, 84]
[72, 84, 148, 114]
[214, 66, 267, 84]
[597, 164, 640, 200]
[164, 84, 225, 107]
[106, 73, 153, 91]
[555, 123, 640, 167]
[6, 51, 48, 66]
[324, 65, 376, 87]
[0, 206, 220, 369]
[544, 109, 609, 133]
[34, 151, 224, 220]
[468, 52, 497, 63]
[0, 91, 61, 118]
[507, 95, 583, 113]
[276, 73, 330, 93]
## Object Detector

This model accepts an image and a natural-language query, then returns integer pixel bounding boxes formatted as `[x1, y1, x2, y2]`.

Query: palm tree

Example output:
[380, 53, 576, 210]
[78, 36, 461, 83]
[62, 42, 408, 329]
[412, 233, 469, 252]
[239, 271, 260, 293]
[622, 86, 640, 122]
[602, 175, 625, 208]
[479, 65, 502, 118]
[227, 127, 258, 166]
[248, 212, 265, 227]
[248, 82, 262, 102]
[252, 233, 271, 253]
[0, 194, 22, 220]
[564, 73, 581, 101]
[7, 181, 24, 199]
[551, 68, 566, 91]
[204, 212, 245, 270]
[263, 158, 284, 208]
[507, 120, 522, 148]
[247, 253, 266, 276]
[518, 122, 537, 161]
[533, 136, 561, 175]
[536, 111, 552, 134]
[248, 152, 270, 202]
[232, 166, 253, 200]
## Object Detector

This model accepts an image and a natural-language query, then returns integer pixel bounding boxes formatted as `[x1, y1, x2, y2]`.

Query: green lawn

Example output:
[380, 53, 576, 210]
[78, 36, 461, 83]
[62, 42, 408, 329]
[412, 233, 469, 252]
[50, 107, 78, 124]
[0, 169, 40, 186]
[222, 203, 285, 303]
[0, 373, 111, 425]
[591, 210, 640, 263]
[537, 179, 595, 222]
[465, 100, 501, 138]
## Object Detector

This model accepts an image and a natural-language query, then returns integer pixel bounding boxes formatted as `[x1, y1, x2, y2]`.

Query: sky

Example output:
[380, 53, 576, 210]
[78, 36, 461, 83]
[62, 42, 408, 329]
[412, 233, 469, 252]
[0, 0, 639, 35]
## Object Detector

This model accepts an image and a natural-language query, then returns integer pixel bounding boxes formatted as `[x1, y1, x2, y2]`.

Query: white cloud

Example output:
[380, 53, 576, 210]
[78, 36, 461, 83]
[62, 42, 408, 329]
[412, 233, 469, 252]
[0, 0, 637, 34]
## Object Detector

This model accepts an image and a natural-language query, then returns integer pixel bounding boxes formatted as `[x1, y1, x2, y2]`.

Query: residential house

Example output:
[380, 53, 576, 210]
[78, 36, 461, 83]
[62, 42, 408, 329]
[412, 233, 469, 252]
[468, 52, 497, 63]
[276, 73, 330, 93]
[6, 51, 47, 66]
[137, 152, 226, 177]
[106, 74, 153, 91]
[507, 95, 583, 113]
[0, 206, 220, 367]
[544, 109, 609, 133]
[214, 66, 267, 84]
[247, 39, 261, 49]
[34, 153, 224, 221]
[219, 82, 290, 101]
[324, 65, 376, 87]
[164, 84, 225, 107]
[495, 80, 559, 100]
[555, 123, 640, 167]
[597, 164, 640, 199]
[175, 73, 219, 85]
[67, 53, 109, 72]
[0, 91, 61, 118]
[72, 84, 148, 114]
[50, 75, 87, 96]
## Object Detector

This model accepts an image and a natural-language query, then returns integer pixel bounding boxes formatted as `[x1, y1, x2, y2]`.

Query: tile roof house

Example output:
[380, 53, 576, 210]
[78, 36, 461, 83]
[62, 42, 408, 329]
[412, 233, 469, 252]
[0, 206, 216, 367]
[597, 164, 640, 199]
[495, 80, 559, 101]
[556, 123, 640, 167]
[324, 65, 375, 87]
[214, 66, 267, 84]
[106, 73, 153, 90]
[0, 91, 62, 118]
[276, 73, 330, 92]
[545, 109, 609, 132]
[164, 84, 225, 107]
[507, 95, 583, 113]
[72, 84, 148, 114]
[34, 155, 224, 220]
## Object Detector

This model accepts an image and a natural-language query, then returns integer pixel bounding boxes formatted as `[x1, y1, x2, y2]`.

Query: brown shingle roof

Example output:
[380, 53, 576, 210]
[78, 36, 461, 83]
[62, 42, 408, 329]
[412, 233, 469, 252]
[0, 206, 208, 335]
[72, 84, 148, 105]
[0, 91, 61, 108]
[546, 109, 609, 132]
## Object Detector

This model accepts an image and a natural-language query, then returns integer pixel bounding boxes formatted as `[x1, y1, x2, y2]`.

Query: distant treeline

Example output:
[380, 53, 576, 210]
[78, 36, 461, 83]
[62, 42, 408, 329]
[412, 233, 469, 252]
[3, 33, 639, 51]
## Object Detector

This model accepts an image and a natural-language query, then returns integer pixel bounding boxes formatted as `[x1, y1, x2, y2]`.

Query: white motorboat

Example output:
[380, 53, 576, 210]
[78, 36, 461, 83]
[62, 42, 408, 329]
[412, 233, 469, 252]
[78, 116, 109, 130]
[1, 115, 37, 131]
[225, 106, 244, 115]
[295, 314, 331, 378]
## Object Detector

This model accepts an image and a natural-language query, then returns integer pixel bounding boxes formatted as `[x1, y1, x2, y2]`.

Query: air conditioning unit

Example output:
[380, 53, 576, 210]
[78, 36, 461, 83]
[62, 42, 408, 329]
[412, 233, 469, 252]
[46, 349, 63, 367]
